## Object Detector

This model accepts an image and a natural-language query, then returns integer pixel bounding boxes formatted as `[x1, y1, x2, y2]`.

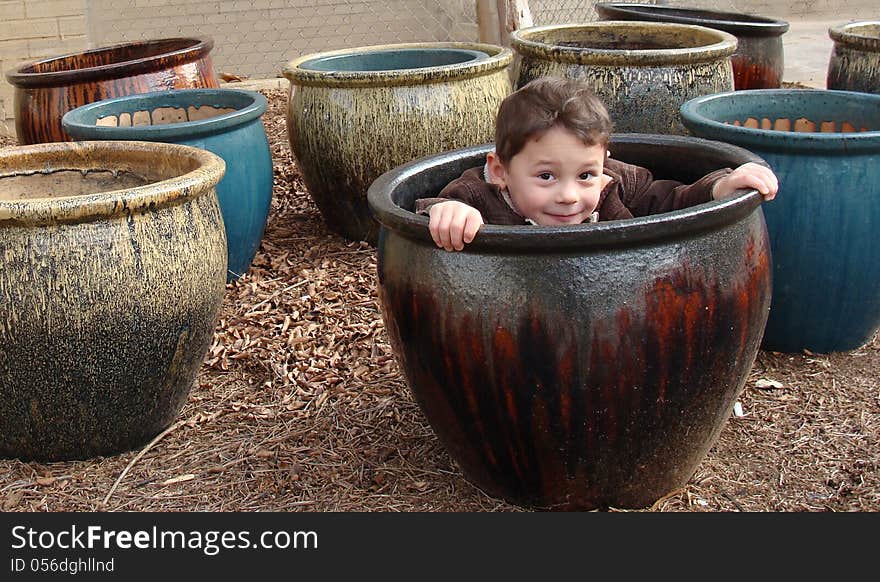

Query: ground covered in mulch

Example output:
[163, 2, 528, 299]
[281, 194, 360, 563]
[1, 89, 877, 512]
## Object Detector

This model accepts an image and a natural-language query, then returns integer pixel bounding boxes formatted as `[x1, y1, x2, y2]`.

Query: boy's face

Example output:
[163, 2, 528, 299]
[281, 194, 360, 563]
[487, 125, 607, 226]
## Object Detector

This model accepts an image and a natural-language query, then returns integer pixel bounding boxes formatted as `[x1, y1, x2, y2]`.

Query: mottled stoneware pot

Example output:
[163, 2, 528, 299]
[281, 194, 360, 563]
[6, 37, 219, 145]
[62, 89, 272, 281]
[595, 3, 788, 89]
[0, 141, 227, 460]
[368, 135, 771, 510]
[509, 22, 736, 135]
[827, 21, 880, 94]
[682, 89, 880, 353]
[283, 43, 513, 244]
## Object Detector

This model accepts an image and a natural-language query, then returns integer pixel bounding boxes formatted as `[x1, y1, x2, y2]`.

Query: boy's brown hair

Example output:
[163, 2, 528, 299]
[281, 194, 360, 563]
[494, 76, 612, 163]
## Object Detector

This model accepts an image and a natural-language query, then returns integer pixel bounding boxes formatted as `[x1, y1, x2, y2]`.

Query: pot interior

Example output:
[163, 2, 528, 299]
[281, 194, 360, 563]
[686, 91, 880, 135]
[299, 48, 489, 72]
[20, 38, 201, 74]
[840, 22, 880, 41]
[599, 4, 785, 26]
[527, 26, 724, 51]
[93, 105, 237, 127]
[0, 170, 152, 201]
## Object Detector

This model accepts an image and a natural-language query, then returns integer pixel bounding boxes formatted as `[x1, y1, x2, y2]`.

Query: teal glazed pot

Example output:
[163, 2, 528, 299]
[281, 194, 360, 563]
[0, 141, 227, 460]
[5, 37, 219, 145]
[827, 21, 880, 94]
[283, 42, 513, 244]
[509, 22, 736, 135]
[595, 3, 789, 89]
[681, 89, 880, 353]
[61, 89, 273, 281]
[368, 135, 771, 510]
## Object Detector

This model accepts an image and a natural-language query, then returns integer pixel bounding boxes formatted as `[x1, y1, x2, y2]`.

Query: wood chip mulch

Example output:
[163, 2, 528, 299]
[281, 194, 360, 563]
[0, 89, 877, 512]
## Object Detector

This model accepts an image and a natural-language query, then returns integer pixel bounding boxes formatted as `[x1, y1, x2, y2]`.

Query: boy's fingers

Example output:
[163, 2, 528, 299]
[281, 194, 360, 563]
[448, 213, 466, 251]
[462, 212, 483, 243]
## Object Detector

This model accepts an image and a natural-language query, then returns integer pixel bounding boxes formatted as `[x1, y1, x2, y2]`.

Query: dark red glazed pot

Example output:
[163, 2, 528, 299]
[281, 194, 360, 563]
[6, 37, 219, 145]
[595, 3, 789, 90]
[368, 135, 772, 510]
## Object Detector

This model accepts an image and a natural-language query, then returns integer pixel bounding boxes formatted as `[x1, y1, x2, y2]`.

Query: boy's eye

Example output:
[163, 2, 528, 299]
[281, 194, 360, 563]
[537, 172, 553, 180]
[579, 172, 595, 180]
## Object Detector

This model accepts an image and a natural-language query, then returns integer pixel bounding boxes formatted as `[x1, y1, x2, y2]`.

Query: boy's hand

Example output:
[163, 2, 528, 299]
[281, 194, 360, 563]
[712, 162, 779, 201]
[427, 200, 484, 251]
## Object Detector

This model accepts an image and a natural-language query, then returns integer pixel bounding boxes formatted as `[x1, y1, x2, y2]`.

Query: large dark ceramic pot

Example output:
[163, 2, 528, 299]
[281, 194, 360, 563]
[0, 141, 227, 460]
[62, 89, 273, 281]
[509, 22, 736, 135]
[6, 37, 219, 145]
[368, 135, 772, 510]
[827, 21, 880, 94]
[283, 43, 513, 244]
[595, 3, 789, 90]
[681, 89, 880, 353]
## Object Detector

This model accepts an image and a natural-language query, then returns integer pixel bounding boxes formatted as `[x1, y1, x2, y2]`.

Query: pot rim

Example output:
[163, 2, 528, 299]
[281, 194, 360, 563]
[509, 22, 738, 66]
[282, 42, 514, 87]
[61, 89, 267, 141]
[594, 2, 790, 37]
[0, 141, 225, 226]
[367, 135, 764, 253]
[829, 21, 880, 52]
[680, 89, 880, 154]
[5, 37, 215, 88]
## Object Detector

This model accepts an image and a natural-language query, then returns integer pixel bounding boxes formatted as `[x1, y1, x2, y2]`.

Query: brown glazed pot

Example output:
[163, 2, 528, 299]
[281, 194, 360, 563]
[595, 3, 789, 90]
[368, 134, 772, 510]
[510, 22, 736, 134]
[6, 37, 219, 145]
[0, 141, 227, 461]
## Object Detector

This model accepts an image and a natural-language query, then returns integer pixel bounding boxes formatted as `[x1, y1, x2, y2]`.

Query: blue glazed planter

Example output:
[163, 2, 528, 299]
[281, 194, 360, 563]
[62, 88, 273, 281]
[681, 89, 880, 353]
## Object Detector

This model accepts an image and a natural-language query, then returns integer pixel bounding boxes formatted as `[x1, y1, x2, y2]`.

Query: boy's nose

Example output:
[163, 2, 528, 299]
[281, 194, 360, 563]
[557, 184, 580, 204]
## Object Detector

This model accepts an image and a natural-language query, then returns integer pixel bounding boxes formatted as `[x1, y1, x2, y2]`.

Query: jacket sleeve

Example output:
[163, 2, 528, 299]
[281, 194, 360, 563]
[414, 167, 486, 216]
[614, 160, 733, 217]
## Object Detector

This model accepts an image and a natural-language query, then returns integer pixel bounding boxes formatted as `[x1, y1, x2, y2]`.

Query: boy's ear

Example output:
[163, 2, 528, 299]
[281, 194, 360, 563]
[485, 151, 508, 190]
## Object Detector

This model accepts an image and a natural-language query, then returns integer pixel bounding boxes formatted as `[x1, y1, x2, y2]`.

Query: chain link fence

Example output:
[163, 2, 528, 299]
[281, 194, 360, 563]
[86, 0, 478, 80]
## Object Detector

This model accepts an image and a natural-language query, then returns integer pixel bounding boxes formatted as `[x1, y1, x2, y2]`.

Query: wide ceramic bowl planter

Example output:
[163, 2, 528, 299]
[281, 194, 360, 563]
[283, 43, 513, 244]
[368, 135, 771, 510]
[6, 37, 219, 145]
[0, 141, 227, 460]
[61, 89, 272, 281]
[595, 3, 789, 90]
[827, 21, 880, 94]
[681, 89, 880, 353]
[509, 22, 736, 135]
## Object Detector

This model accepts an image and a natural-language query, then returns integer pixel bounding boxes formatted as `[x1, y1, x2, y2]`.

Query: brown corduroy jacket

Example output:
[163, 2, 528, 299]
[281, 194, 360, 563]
[415, 157, 732, 224]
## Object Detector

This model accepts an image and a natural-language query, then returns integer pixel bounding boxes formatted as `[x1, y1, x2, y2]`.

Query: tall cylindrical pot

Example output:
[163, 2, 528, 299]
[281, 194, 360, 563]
[283, 43, 513, 244]
[368, 135, 771, 510]
[0, 141, 227, 460]
[5, 37, 219, 145]
[594, 3, 789, 89]
[681, 89, 880, 353]
[827, 21, 880, 94]
[509, 22, 736, 135]
[62, 89, 273, 281]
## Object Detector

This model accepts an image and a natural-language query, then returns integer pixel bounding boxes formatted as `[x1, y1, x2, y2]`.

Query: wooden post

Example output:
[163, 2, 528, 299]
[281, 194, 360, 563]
[476, 0, 501, 45]
[495, 0, 534, 46]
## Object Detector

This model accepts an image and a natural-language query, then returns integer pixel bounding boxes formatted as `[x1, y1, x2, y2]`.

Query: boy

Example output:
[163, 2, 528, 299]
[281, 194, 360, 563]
[415, 76, 778, 251]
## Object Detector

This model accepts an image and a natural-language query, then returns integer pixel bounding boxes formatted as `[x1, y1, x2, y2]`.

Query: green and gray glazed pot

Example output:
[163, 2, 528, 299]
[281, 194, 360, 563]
[510, 22, 737, 134]
[283, 42, 513, 244]
[827, 21, 880, 94]
[0, 141, 227, 460]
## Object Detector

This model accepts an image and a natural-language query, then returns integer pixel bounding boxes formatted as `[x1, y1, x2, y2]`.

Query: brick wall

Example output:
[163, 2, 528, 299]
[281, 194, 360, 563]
[0, 0, 88, 136]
